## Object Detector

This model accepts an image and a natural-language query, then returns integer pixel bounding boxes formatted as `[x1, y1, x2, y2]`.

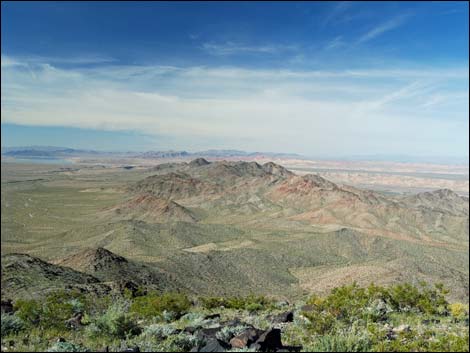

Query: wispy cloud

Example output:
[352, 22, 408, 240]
[322, 1, 353, 26]
[325, 36, 346, 50]
[1, 55, 468, 155]
[202, 42, 298, 56]
[357, 14, 411, 44]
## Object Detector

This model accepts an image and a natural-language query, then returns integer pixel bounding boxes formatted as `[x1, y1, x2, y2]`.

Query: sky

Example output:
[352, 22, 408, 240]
[1, 1, 469, 158]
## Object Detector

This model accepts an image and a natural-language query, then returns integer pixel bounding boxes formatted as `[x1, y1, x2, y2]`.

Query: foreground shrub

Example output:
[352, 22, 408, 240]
[388, 282, 448, 315]
[87, 301, 141, 339]
[1, 313, 25, 337]
[303, 282, 450, 326]
[14, 290, 87, 330]
[130, 292, 190, 319]
[13, 298, 42, 326]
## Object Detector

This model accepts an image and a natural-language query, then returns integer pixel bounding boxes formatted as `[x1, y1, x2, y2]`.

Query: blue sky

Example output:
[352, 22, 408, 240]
[1, 1, 469, 157]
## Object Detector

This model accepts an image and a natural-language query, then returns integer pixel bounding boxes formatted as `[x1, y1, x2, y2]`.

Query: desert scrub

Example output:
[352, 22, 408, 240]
[141, 323, 179, 339]
[388, 282, 449, 315]
[1, 313, 25, 337]
[13, 298, 42, 326]
[13, 290, 87, 330]
[86, 301, 141, 339]
[129, 292, 190, 319]
[215, 325, 250, 342]
[307, 334, 373, 352]
[304, 282, 450, 325]
[47, 341, 89, 352]
[200, 294, 272, 311]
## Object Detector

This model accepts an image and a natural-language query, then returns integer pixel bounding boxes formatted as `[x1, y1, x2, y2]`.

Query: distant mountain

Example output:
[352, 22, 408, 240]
[1, 145, 305, 160]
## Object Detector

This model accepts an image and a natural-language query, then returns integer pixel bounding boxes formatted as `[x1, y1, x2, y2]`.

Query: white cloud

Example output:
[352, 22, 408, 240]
[358, 14, 411, 44]
[1, 55, 468, 156]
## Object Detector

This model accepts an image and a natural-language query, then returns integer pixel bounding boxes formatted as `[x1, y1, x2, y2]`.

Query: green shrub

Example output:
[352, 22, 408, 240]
[388, 282, 448, 315]
[14, 290, 87, 330]
[14, 298, 42, 326]
[130, 292, 190, 319]
[1, 313, 25, 337]
[301, 310, 336, 335]
[88, 301, 141, 339]
[200, 294, 271, 311]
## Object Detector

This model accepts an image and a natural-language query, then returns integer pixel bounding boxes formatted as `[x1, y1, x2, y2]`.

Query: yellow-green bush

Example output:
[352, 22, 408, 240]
[199, 294, 272, 311]
[449, 303, 469, 319]
[130, 292, 190, 319]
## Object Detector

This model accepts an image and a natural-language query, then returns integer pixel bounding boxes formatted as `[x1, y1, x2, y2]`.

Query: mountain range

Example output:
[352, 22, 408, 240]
[1, 159, 468, 302]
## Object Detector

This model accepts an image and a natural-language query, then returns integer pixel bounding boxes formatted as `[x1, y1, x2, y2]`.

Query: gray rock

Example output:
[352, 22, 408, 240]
[199, 338, 228, 352]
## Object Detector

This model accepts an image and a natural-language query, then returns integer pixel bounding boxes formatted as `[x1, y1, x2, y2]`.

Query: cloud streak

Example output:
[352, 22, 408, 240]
[1, 55, 468, 156]
[358, 14, 411, 44]
[202, 42, 298, 56]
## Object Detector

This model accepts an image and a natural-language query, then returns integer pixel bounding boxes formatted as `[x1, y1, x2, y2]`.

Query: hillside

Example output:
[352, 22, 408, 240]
[1, 159, 468, 302]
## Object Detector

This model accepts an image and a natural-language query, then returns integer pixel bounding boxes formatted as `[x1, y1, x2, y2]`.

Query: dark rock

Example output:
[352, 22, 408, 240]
[251, 328, 283, 351]
[271, 311, 294, 323]
[196, 326, 223, 341]
[184, 326, 198, 334]
[204, 313, 221, 320]
[230, 328, 264, 349]
[1, 300, 14, 314]
[121, 347, 140, 352]
[199, 338, 229, 352]
[57, 337, 66, 343]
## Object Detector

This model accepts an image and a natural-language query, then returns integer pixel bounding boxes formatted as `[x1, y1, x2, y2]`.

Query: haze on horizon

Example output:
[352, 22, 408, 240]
[1, 1, 469, 159]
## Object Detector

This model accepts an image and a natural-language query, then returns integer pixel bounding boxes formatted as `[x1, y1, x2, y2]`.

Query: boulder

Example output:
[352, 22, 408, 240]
[199, 338, 229, 352]
[230, 328, 264, 349]
[121, 347, 140, 352]
[0, 300, 13, 314]
[184, 326, 199, 334]
[250, 328, 283, 351]
[196, 327, 222, 340]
